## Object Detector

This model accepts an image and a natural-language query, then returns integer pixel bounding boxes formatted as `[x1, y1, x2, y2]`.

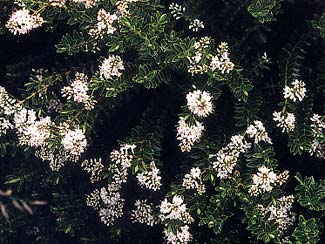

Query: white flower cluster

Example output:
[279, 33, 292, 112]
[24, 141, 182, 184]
[99, 55, 125, 80]
[186, 90, 213, 118]
[283, 79, 306, 102]
[169, 3, 186, 19]
[6, 9, 44, 35]
[13, 108, 52, 148]
[309, 114, 325, 159]
[187, 37, 212, 76]
[99, 183, 125, 226]
[187, 53, 207, 76]
[189, 19, 204, 32]
[61, 72, 97, 110]
[0, 86, 87, 171]
[86, 189, 101, 210]
[86, 144, 136, 226]
[0, 117, 12, 136]
[248, 166, 289, 196]
[116, 0, 140, 17]
[194, 37, 212, 50]
[61, 127, 87, 158]
[36, 127, 87, 171]
[131, 199, 158, 226]
[108, 144, 136, 184]
[246, 120, 272, 144]
[89, 9, 118, 39]
[81, 158, 104, 183]
[176, 117, 204, 152]
[72, 0, 98, 8]
[211, 135, 251, 179]
[160, 195, 194, 244]
[160, 195, 194, 224]
[210, 42, 235, 74]
[136, 161, 162, 191]
[182, 167, 205, 194]
[257, 195, 296, 233]
[160, 196, 192, 225]
[273, 111, 296, 132]
[49, 0, 66, 7]
[164, 225, 193, 244]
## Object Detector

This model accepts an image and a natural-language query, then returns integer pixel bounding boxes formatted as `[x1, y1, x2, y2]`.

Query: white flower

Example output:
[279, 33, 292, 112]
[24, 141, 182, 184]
[210, 42, 234, 74]
[61, 72, 96, 110]
[86, 189, 101, 210]
[99, 183, 125, 226]
[109, 144, 136, 185]
[49, 0, 66, 7]
[61, 127, 87, 157]
[81, 158, 104, 183]
[258, 195, 296, 233]
[246, 120, 272, 144]
[164, 225, 192, 244]
[6, 9, 44, 35]
[283, 79, 306, 102]
[72, 0, 98, 8]
[169, 3, 186, 19]
[182, 167, 205, 194]
[131, 200, 157, 226]
[273, 111, 296, 132]
[176, 117, 204, 152]
[211, 135, 251, 179]
[249, 166, 289, 196]
[99, 55, 124, 80]
[160, 195, 193, 224]
[250, 166, 277, 195]
[187, 52, 208, 75]
[13, 108, 52, 148]
[186, 90, 213, 118]
[89, 9, 118, 39]
[189, 19, 204, 32]
[136, 161, 162, 191]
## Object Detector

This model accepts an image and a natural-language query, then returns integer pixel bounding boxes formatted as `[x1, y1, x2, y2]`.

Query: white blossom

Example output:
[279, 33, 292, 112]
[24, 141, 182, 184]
[136, 161, 162, 191]
[186, 90, 213, 118]
[187, 52, 208, 75]
[210, 42, 234, 74]
[99, 183, 125, 226]
[273, 111, 296, 132]
[249, 166, 289, 196]
[49, 0, 66, 7]
[182, 167, 205, 194]
[176, 117, 204, 152]
[89, 9, 118, 39]
[6, 9, 44, 35]
[283, 79, 306, 102]
[169, 3, 185, 19]
[86, 189, 101, 210]
[309, 114, 325, 159]
[164, 225, 192, 244]
[131, 199, 157, 226]
[189, 19, 204, 32]
[160, 195, 194, 224]
[99, 55, 124, 80]
[61, 72, 96, 110]
[258, 195, 296, 233]
[246, 120, 272, 144]
[81, 158, 104, 183]
[72, 0, 98, 8]
[211, 135, 251, 179]
[61, 127, 87, 158]
[109, 144, 136, 185]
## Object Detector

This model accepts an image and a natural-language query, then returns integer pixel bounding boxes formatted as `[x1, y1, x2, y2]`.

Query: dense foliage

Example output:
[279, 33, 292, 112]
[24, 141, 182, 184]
[0, 0, 324, 243]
